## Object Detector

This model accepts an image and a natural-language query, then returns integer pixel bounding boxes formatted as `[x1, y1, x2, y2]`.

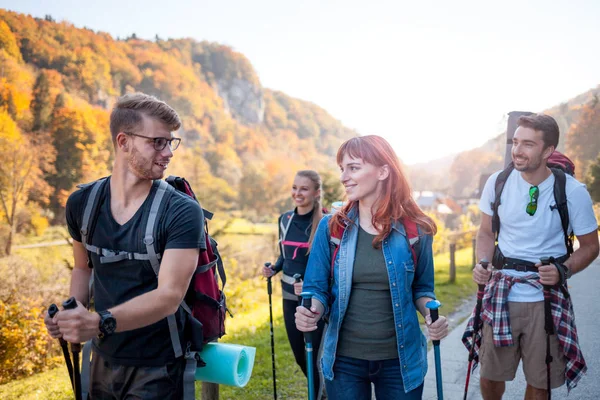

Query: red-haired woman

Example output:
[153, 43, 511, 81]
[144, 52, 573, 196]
[296, 136, 448, 399]
[261, 170, 327, 399]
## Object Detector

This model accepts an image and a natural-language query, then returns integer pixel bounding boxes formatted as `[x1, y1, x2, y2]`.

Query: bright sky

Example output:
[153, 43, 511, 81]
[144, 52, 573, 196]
[2, 0, 600, 164]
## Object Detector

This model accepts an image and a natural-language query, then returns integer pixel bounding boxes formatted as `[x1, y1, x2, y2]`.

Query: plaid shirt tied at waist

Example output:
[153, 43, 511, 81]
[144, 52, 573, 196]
[462, 271, 587, 391]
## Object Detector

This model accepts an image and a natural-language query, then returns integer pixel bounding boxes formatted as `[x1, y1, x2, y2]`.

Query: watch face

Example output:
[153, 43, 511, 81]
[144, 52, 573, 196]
[565, 266, 573, 279]
[99, 312, 117, 336]
[103, 317, 117, 334]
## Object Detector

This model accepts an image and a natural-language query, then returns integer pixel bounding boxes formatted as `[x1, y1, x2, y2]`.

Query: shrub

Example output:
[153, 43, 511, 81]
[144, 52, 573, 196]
[0, 299, 62, 384]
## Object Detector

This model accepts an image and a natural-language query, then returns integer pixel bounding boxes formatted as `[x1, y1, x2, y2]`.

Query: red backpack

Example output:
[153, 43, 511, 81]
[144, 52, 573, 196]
[165, 176, 230, 344]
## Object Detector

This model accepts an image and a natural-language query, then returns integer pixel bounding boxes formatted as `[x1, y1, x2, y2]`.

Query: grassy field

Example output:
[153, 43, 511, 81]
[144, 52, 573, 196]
[0, 244, 477, 400]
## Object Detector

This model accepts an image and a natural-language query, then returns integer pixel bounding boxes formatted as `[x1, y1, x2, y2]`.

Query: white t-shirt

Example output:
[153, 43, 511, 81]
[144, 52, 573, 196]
[480, 169, 598, 302]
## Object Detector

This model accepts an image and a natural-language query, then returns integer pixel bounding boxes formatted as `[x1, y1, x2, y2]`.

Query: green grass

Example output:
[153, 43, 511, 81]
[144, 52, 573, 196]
[432, 247, 477, 317]
[0, 245, 477, 399]
[219, 218, 277, 236]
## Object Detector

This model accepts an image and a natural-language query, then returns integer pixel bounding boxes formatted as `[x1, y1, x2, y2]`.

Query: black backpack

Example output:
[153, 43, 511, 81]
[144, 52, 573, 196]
[490, 151, 576, 255]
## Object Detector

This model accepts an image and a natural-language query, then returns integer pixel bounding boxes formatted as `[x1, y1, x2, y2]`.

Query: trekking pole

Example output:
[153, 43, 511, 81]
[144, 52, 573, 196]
[293, 273, 302, 303]
[463, 258, 489, 400]
[265, 262, 278, 400]
[427, 300, 444, 400]
[62, 297, 82, 400]
[300, 292, 316, 400]
[540, 257, 554, 400]
[48, 304, 75, 392]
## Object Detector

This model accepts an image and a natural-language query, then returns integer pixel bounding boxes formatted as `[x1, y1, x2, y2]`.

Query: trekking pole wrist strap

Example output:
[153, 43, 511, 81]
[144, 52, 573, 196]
[555, 262, 572, 285]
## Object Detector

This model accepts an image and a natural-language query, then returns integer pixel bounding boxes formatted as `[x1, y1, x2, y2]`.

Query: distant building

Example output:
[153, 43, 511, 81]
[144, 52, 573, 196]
[413, 191, 463, 215]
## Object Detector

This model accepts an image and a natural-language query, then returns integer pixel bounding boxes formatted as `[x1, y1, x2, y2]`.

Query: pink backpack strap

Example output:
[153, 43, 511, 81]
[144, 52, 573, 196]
[281, 240, 310, 259]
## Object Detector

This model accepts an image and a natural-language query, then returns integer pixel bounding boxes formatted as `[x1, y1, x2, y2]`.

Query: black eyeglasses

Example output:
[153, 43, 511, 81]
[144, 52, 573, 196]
[124, 132, 181, 151]
[526, 186, 539, 216]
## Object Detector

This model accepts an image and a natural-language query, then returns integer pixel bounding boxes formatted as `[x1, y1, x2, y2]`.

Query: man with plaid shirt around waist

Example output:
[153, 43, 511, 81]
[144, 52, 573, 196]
[470, 114, 598, 400]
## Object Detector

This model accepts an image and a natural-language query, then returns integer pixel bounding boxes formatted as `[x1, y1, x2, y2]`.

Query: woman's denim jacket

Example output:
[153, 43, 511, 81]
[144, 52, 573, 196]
[303, 209, 436, 392]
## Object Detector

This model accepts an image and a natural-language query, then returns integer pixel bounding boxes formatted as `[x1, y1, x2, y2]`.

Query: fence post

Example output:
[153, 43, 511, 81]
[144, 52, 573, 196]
[202, 382, 219, 400]
[472, 237, 477, 268]
[449, 243, 456, 283]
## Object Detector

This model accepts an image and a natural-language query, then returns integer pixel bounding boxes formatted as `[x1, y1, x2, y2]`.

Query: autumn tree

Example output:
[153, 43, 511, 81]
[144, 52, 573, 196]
[0, 50, 35, 124]
[320, 169, 344, 209]
[0, 20, 23, 62]
[45, 95, 112, 219]
[31, 69, 63, 132]
[0, 111, 54, 255]
[566, 97, 600, 177]
[586, 152, 600, 203]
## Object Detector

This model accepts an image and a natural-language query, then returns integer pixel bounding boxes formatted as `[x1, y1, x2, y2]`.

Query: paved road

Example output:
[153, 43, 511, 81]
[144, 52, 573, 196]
[422, 257, 600, 400]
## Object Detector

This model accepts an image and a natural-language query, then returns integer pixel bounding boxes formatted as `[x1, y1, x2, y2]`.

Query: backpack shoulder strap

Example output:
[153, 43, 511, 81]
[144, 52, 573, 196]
[401, 218, 420, 266]
[550, 168, 573, 255]
[79, 177, 109, 254]
[145, 180, 176, 276]
[491, 165, 514, 239]
[143, 180, 182, 357]
[279, 210, 295, 259]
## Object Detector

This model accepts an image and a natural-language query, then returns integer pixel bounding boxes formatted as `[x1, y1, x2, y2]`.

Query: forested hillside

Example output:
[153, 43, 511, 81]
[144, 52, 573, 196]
[417, 85, 600, 199]
[0, 10, 356, 255]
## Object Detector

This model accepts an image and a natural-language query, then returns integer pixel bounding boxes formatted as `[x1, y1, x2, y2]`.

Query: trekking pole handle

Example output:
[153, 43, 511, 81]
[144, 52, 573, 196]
[62, 296, 78, 310]
[539, 257, 554, 290]
[301, 295, 311, 310]
[293, 273, 302, 283]
[293, 274, 302, 301]
[540, 257, 551, 266]
[62, 297, 82, 351]
[48, 304, 59, 318]
[265, 262, 273, 295]
[300, 292, 314, 343]
[426, 300, 442, 346]
[479, 257, 489, 289]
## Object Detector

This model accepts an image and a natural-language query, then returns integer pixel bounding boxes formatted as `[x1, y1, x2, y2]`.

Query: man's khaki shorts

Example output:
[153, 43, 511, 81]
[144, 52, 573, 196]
[480, 301, 566, 389]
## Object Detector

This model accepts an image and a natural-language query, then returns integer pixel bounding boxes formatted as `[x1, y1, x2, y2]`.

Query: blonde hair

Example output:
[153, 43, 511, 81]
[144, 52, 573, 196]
[296, 170, 323, 252]
[110, 93, 181, 145]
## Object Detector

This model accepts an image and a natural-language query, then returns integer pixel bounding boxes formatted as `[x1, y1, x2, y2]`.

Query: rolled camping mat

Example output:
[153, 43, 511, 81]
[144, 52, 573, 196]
[195, 343, 256, 387]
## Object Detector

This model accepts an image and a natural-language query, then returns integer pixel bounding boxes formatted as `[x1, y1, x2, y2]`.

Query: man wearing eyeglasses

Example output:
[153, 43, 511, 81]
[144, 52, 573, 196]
[44, 93, 203, 399]
[470, 114, 599, 399]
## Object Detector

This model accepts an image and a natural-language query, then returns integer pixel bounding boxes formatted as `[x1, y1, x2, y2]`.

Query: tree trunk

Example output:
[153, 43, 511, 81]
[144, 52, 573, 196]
[5, 223, 13, 256]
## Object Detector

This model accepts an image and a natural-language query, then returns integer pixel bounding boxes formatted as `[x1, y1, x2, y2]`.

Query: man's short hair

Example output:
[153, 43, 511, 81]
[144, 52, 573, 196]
[517, 113, 559, 149]
[110, 93, 181, 145]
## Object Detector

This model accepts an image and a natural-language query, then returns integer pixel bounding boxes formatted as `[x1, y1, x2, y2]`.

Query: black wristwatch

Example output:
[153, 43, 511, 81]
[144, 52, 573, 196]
[97, 310, 117, 338]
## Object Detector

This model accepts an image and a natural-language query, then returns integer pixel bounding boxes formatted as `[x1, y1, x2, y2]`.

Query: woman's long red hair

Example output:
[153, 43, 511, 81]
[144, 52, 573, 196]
[330, 135, 437, 248]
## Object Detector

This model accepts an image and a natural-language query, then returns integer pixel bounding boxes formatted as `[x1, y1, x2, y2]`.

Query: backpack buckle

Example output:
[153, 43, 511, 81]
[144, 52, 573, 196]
[127, 252, 135, 260]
